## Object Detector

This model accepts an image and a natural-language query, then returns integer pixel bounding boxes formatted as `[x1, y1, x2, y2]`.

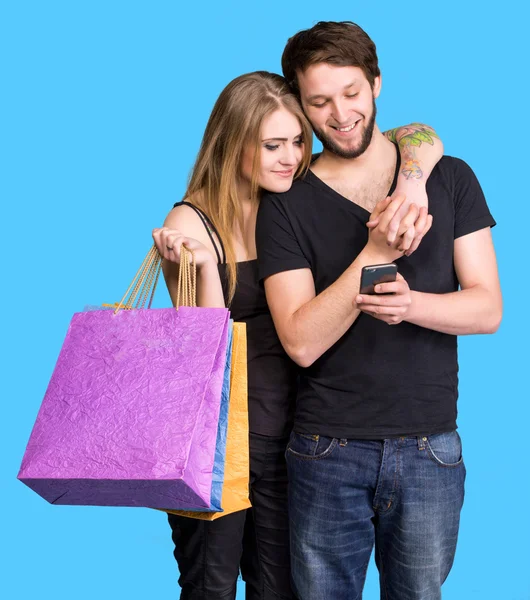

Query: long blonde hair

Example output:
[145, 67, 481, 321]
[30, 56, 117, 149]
[185, 71, 313, 303]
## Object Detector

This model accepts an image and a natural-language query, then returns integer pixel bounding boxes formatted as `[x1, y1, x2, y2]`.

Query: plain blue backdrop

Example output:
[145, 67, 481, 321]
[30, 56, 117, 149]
[1, 1, 527, 598]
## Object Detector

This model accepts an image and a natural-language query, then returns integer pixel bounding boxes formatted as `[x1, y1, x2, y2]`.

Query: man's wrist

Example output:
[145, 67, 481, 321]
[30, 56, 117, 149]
[395, 176, 426, 193]
[406, 290, 423, 323]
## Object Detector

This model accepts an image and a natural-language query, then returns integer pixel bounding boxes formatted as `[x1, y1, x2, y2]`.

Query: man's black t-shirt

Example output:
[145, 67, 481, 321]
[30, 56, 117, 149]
[256, 155, 495, 439]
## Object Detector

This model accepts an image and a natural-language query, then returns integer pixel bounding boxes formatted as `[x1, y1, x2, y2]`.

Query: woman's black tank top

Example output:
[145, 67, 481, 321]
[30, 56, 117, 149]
[173, 202, 296, 436]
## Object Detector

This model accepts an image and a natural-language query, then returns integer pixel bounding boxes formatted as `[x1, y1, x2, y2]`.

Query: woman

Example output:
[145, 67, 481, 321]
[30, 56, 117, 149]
[152, 71, 442, 600]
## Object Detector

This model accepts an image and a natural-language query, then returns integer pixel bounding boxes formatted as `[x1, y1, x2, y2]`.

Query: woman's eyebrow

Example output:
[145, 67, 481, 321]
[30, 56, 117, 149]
[262, 132, 303, 142]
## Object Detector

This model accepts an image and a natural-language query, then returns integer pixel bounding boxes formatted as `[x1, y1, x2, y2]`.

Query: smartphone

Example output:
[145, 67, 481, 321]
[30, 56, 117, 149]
[359, 263, 397, 295]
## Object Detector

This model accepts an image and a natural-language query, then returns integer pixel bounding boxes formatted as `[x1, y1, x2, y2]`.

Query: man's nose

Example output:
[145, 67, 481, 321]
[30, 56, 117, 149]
[331, 100, 349, 125]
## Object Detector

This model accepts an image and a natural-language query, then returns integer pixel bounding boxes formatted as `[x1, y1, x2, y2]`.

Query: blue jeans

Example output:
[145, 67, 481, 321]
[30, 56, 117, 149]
[286, 431, 465, 600]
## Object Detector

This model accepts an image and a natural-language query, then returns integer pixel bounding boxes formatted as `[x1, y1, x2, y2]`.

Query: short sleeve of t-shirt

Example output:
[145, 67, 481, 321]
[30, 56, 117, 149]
[256, 193, 310, 281]
[452, 157, 496, 239]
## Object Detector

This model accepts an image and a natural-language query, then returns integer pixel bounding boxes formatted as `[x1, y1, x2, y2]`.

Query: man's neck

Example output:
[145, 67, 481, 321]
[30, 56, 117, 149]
[309, 124, 400, 212]
[312, 125, 397, 180]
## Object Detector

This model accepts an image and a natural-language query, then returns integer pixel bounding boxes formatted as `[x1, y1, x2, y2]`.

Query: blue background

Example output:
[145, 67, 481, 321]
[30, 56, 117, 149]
[1, 1, 527, 598]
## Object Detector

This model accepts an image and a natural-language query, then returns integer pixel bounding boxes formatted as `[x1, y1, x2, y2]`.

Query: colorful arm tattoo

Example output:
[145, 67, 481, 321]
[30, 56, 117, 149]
[383, 123, 440, 180]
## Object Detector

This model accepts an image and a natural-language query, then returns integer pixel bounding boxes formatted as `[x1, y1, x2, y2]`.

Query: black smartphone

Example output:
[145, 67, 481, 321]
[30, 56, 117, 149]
[359, 263, 398, 295]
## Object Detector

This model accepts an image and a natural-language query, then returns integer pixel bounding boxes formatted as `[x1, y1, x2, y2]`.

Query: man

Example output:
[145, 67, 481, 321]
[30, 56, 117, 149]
[256, 21, 502, 600]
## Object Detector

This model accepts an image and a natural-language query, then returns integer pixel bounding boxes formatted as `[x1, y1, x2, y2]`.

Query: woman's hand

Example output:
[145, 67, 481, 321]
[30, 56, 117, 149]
[152, 227, 217, 269]
[392, 179, 433, 255]
[366, 190, 433, 256]
[365, 195, 430, 260]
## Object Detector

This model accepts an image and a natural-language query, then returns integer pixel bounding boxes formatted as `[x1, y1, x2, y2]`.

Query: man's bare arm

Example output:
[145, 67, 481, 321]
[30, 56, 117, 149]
[384, 123, 443, 183]
[357, 227, 502, 334]
[376, 123, 442, 254]
[405, 228, 502, 334]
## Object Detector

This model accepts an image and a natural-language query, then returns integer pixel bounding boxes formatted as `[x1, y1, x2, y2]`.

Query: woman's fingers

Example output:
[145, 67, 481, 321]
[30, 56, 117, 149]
[405, 213, 433, 257]
[377, 195, 408, 235]
[152, 227, 188, 262]
[367, 196, 393, 227]
[387, 203, 418, 245]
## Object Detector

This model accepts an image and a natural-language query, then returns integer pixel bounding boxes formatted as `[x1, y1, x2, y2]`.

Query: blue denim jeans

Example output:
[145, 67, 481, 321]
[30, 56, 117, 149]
[286, 431, 465, 600]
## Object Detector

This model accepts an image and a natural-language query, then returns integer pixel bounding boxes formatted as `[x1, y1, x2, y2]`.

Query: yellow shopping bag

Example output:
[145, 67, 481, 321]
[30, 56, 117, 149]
[165, 320, 251, 519]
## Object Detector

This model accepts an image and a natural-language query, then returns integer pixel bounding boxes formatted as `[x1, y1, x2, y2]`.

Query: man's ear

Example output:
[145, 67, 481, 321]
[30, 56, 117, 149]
[372, 75, 382, 99]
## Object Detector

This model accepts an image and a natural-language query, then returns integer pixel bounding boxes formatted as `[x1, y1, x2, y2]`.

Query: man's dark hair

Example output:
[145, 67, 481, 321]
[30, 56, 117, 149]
[281, 21, 381, 94]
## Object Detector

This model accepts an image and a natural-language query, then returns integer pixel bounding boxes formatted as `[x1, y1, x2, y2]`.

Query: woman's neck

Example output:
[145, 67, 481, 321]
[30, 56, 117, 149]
[236, 177, 252, 205]
[233, 181, 258, 260]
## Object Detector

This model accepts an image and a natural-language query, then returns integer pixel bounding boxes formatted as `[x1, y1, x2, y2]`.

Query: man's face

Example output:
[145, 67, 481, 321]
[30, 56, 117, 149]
[297, 64, 381, 159]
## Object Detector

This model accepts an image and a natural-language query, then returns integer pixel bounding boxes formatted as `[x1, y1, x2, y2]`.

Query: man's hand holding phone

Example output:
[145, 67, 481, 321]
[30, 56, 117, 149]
[356, 271, 413, 326]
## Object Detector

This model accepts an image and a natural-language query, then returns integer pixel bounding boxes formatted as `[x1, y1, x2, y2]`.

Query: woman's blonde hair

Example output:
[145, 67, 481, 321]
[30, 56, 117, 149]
[185, 71, 313, 303]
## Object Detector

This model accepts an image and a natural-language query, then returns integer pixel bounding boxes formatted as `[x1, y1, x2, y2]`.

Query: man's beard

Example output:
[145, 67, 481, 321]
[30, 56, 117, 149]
[313, 99, 377, 159]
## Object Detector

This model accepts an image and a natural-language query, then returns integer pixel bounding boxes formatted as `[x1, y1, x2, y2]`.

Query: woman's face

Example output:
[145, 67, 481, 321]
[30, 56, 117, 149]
[240, 106, 305, 194]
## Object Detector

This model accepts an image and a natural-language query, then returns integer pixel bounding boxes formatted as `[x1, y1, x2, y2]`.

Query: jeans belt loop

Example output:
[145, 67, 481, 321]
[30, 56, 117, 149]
[418, 435, 428, 450]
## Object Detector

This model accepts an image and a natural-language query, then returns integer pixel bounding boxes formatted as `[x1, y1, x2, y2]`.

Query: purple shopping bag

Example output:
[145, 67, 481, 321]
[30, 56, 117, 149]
[18, 305, 230, 509]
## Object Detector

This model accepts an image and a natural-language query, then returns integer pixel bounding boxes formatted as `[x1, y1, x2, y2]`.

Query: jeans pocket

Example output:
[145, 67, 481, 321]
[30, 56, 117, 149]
[426, 430, 463, 467]
[286, 432, 338, 460]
